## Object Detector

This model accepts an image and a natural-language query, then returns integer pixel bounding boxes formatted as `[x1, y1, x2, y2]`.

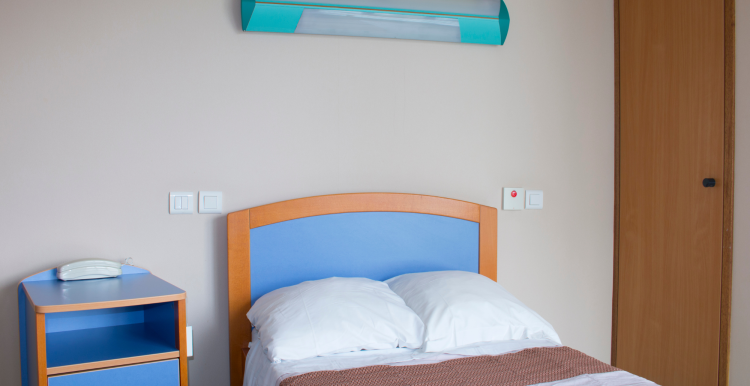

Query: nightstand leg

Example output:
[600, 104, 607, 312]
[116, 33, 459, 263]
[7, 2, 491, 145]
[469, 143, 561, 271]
[176, 299, 188, 386]
[35, 313, 47, 386]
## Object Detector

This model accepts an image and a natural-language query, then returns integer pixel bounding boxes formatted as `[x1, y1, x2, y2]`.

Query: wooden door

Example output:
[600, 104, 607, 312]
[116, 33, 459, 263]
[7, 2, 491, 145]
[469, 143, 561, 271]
[616, 0, 728, 385]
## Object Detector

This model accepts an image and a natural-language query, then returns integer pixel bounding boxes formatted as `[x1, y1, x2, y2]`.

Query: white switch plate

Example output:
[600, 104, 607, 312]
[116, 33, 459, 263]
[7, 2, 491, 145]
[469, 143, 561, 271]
[525, 190, 544, 209]
[169, 192, 193, 214]
[186, 326, 193, 358]
[198, 191, 222, 214]
[503, 188, 525, 210]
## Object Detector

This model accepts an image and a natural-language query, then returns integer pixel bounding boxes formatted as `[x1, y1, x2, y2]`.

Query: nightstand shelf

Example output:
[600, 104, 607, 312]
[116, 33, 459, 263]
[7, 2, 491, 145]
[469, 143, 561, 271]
[18, 266, 188, 386]
[46, 320, 177, 372]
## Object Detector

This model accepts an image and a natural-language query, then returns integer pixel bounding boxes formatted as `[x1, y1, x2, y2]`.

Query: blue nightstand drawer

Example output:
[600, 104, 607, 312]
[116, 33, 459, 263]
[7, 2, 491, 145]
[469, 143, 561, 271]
[48, 360, 179, 386]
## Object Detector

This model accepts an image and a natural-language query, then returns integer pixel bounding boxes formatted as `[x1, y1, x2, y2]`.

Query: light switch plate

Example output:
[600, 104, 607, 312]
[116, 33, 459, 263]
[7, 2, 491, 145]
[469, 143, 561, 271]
[198, 191, 222, 214]
[186, 326, 193, 358]
[503, 188, 525, 210]
[525, 190, 544, 209]
[169, 192, 193, 214]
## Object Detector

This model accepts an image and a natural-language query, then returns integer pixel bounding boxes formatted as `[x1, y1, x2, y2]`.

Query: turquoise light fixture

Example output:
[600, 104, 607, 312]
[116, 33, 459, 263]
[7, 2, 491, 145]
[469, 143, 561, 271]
[241, 0, 510, 45]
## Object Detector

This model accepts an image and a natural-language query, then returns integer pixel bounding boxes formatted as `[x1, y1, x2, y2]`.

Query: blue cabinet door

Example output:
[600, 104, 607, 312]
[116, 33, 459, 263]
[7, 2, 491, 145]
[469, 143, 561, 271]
[48, 360, 179, 386]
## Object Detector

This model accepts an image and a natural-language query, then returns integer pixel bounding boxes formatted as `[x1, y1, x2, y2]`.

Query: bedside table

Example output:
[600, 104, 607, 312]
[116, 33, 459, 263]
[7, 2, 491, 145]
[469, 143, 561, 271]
[18, 266, 188, 386]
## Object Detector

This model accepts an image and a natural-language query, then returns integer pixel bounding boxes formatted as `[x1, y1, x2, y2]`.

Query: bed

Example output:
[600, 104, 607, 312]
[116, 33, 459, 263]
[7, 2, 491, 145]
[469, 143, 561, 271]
[226, 193, 655, 386]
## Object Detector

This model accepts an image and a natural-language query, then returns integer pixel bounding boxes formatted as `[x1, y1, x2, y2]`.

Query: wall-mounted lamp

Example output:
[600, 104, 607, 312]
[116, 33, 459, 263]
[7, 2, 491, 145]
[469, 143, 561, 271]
[241, 0, 510, 45]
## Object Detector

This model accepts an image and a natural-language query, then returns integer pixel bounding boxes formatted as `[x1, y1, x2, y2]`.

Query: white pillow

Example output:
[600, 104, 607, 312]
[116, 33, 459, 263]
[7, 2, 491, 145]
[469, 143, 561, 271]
[386, 270, 561, 352]
[247, 277, 425, 362]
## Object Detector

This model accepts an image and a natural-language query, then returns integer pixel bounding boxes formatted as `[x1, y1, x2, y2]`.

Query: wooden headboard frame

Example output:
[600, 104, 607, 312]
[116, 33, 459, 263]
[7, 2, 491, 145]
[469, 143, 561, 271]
[226, 193, 498, 386]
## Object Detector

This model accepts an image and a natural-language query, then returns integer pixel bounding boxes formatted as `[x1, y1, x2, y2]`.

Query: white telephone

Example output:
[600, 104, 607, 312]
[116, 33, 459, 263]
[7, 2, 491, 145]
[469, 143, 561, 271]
[57, 259, 123, 281]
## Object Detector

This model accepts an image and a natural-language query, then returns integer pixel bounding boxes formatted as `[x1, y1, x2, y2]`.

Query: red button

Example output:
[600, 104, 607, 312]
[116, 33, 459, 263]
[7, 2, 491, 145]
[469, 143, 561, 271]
[511, 190, 517, 198]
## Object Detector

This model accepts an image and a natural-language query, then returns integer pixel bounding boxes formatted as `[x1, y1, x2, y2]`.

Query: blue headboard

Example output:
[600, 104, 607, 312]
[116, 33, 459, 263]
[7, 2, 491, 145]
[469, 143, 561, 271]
[226, 193, 497, 386]
[250, 212, 479, 303]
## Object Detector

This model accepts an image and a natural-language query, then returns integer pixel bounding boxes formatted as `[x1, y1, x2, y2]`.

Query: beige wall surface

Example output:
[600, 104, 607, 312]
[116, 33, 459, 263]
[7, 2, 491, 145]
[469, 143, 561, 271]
[0, 1, 614, 384]
[731, 0, 749, 385]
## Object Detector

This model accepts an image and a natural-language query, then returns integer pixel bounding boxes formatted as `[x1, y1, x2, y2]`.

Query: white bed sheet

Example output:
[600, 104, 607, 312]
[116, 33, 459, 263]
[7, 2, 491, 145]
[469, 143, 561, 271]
[243, 330, 656, 386]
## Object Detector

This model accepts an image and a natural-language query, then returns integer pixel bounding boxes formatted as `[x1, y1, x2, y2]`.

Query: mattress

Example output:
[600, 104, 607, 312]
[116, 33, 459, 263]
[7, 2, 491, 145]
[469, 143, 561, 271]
[243, 330, 656, 386]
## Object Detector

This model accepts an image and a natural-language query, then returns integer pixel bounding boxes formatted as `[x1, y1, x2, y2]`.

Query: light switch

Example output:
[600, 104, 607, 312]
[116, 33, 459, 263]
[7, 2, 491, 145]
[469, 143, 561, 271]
[169, 192, 193, 214]
[526, 190, 544, 209]
[503, 188, 525, 211]
[198, 191, 222, 214]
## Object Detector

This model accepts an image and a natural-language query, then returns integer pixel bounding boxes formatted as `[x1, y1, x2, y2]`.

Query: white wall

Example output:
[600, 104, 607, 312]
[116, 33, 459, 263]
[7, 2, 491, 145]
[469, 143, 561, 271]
[730, 1, 749, 385]
[0, 1, 615, 384]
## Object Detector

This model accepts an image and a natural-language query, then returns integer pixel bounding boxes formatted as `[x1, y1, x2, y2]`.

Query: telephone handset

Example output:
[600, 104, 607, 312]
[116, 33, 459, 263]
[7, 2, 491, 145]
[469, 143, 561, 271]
[57, 259, 123, 281]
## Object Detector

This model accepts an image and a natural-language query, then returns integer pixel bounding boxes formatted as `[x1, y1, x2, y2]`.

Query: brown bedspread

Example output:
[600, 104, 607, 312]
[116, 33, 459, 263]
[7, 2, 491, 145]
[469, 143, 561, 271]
[280, 346, 619, 386]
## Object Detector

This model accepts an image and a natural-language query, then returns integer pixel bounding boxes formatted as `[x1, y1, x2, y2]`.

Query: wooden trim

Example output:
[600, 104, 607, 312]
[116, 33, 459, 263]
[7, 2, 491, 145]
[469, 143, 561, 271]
[719, 1, 735, 385]
[31, 292, 186, 314]
[36, 313, 47, 386]
[247, 193, 481, 229]
[177, 299, 189, 386]
[478, 205, 498, 282]
[611, 0, 621, 367]
[46, 351, 180, 375]
[227, 209, 251, 386]
[174, 302, 181, 365]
